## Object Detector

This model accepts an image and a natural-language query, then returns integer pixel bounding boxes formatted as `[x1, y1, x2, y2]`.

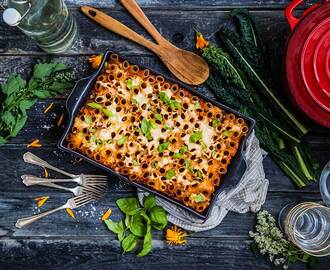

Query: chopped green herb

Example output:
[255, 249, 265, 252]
[155, 113, 163, 121]
[149, 120, 157, 129]
[223, 130, 232, 137]
[212, 118, 220, 128]
[189, 131, 202, 143]
[164, 125, 174, 131]
[132, 160, 140, 166]
[152, 162, 158, 168]
[141, 118, 154, 140]
[194, 102, 200, 109]
[173, 152, 182, 158]
[201, 141, 208, 150]
[103, 108, 114, 117]
[193, 169, 203, 179]
[126, 79, 134, 90]
[169, 100, 181, 110]
[192, 193, 205, 203]
[179, 146, 188, 154]
[185, 160, 191, 169]
[159, 91, 181, 110]
[84, 115, 92, 125]
[87, 102, 103, 110]
[158, 141, 170, 153]
[165, 169, 176, 179]
[132, 97, 138, 104]
[117, 136, 127, 146]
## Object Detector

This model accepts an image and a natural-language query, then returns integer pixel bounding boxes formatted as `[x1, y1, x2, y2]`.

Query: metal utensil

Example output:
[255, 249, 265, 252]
[21, 174, 108, 187]
[23, 152, 108, 184]
[21, 175, 107, 197]
[15, 194, 97, 228]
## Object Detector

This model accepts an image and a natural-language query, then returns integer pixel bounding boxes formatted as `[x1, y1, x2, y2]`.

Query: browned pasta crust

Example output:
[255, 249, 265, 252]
[67, 54, 248, 213]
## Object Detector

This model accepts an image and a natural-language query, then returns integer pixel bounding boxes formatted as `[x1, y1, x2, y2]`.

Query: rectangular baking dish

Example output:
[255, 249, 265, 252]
[58, 50, 255, 219]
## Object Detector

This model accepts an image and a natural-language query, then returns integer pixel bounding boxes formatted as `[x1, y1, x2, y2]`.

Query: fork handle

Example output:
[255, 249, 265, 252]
[22, 176, 74, 193]
[23, 152, 76, 178]
[22, 175, 79, 186]
[16, 205, 67, 228]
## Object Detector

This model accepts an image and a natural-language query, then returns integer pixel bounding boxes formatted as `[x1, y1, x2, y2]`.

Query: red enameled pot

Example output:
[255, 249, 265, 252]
[285, 0, 330, 128]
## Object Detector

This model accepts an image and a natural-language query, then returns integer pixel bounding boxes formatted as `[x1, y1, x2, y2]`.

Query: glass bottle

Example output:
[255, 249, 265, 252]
[2, 0, 78, 53]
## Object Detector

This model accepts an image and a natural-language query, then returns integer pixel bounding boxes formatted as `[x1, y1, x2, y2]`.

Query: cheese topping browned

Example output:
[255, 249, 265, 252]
[67, 54, 249, 213]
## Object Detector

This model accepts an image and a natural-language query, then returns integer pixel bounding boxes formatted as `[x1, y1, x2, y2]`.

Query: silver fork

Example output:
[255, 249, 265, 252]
[23, 152, 108, 185]
[16, 194, 97, 228]
[21, 175, 107, 197]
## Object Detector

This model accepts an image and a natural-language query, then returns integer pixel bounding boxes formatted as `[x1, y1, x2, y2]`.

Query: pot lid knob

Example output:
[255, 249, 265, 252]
[2, 8, 22, 26]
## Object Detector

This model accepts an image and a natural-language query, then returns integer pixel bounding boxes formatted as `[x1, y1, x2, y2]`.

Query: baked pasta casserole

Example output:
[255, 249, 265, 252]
[67, 54, 249, 213]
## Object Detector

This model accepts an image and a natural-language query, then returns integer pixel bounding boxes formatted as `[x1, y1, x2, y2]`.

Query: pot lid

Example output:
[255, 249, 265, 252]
[286, 1, 330, 128]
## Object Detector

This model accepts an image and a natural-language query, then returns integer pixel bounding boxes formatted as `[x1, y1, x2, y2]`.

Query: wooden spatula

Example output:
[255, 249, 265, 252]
[81, 1, 209, 85]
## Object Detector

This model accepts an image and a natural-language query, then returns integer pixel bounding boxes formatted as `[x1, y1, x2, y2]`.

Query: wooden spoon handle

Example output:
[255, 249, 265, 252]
[118, 0, 168, 46]
[81, 6, 159, 54]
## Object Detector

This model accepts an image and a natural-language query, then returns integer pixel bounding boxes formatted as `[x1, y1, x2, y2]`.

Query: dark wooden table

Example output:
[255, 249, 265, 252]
[0, 0, 329, 269]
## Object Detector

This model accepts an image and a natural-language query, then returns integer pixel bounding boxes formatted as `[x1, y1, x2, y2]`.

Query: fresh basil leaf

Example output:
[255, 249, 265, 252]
[194, 102, 200, 109]
[212, 118, 220, 128]
[33, 90, 52, 99]
[164, 125, 173, 131]
[130, 214, 147, 237]
[192, 193, 205, 203]
[169, 100, 181, 110]
[126, 79, 135, 90]
[103, 108, 114, 117]
[143, 195, 156, 210]
[10, 115, 27, 137]
[117, 136, 127, 146]
[49, 81, 74, 93]
[173, 152, 182, 158]
[165, 169, 176, 179]
[159, 91, 171, 104]
[104, 219, 123, 234]
[33, 63, 66, 79]
[155, 113, 162, 121]
[137, 224, 152, 257]
[125, 215, 132, 228]
[149, 120, 157, 129]
[122, 233, 138, 253]
[117, 220, 126, 241]
[185, 160, 191, 169]
[223, 130, 231, 137]
[149, 206, 168, 230]
[158, 141, 170, 153]
[116, 197, 141, 215]
[193, 169, 203, 179]
[1, 75, 26, 95]
[87, 102, 103, 110]
[132, 160, 139, 166]
[84, 115, 92, 125]
[189, 131, 202, 143]
[179, 146, 188, 154]
[19, 99, 36, 111]
[1, 111, 15, 126]
[141, 118, 153, 140]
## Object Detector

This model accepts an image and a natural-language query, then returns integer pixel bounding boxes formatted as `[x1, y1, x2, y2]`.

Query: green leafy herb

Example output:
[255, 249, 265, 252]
[137, 223, 152, 257]
[173, 152, 182, 158]
[149, 206, 168, 230]
[165, 169, 176, 179]
[103, 108, 114, 117]
[84, 115, 92, 125]
[129, 214, 147, 237]
[152, 162, 158, 168]
[194, 102, 200, 109]
[117, 135, 127, 146]
[223, 130, 232, 137]
[212, 118, 220, 128]
[164, 125, 174, 131]
[143, 194, 156, 210]
[141, 118, 154, 140]
[132, 160, 139, 166]
[122, 233, 138, 253]
[126, 79, 136, 90]
[158, 141, 170, 153]
[159, 91, 181, 110]
[87, 102, 103, 110]
[155, 113, 163, 121]
[189, 131, 202, 143]
[192, 193, 205, 203]
[116, 197, 141, 215]
[0, 63, 74, 144]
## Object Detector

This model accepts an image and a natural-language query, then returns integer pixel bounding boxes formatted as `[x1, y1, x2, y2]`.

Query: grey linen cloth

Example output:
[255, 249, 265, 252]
[137, 131, 269, 232]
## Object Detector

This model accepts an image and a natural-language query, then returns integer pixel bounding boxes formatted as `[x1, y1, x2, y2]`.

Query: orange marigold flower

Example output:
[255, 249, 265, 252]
[34, 196, 49, 208]
[101, 208, 112, 221]
[88, 54, 103, 69]
[27, 139, 42, 148]
[165, 225, 188, 245]
[195, 32, 209, 49]
[66, 208, 76, 219]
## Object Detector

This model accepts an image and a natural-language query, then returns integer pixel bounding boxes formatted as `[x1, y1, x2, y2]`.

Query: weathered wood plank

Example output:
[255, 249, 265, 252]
[64, 0, 313, 9]
[0, 10, 290, 55]
[0, 191, 324, 238]
[0, 237, 329, 270]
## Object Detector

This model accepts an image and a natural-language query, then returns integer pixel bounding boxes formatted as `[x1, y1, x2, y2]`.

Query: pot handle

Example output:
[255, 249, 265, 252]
[285, 0, 322, 30]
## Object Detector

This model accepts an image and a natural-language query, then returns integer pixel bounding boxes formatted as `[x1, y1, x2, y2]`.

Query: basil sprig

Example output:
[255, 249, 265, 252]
[104, 195, 168, 256]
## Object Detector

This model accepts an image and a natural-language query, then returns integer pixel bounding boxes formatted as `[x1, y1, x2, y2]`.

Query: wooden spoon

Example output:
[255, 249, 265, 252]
[81, 3, 209, 85]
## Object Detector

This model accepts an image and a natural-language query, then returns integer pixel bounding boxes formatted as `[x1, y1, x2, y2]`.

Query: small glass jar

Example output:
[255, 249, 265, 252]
[2, 0, 78, 53]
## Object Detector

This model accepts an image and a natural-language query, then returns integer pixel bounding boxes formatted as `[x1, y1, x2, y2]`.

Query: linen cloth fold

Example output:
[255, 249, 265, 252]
[137, 131, 269, 232]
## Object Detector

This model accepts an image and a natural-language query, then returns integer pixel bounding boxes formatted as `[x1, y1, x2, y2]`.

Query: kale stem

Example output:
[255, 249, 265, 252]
[292, 145, 313, 181]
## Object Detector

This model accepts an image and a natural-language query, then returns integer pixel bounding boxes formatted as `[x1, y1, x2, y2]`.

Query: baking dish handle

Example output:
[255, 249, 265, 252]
[66, 77, 91, 117]
[285, 0, 322, 30]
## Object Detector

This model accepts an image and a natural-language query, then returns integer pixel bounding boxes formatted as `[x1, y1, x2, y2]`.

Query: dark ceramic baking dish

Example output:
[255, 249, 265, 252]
[58, 50, 255, 219]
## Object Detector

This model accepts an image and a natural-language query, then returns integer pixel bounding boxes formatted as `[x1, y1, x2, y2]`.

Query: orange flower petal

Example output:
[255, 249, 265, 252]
[88, 54, 103, 69]
[35, 196, 49, 208]
[101, 208, 112, 221]
[43, 168, 49, 178]
[57, 113, 64, 127]
[165, 225, 188, 245]
[66, 208, 76, 219]
[44, 103, 54, 113]
[27, 139, 42, 148]
[195, 32, 209, 49]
